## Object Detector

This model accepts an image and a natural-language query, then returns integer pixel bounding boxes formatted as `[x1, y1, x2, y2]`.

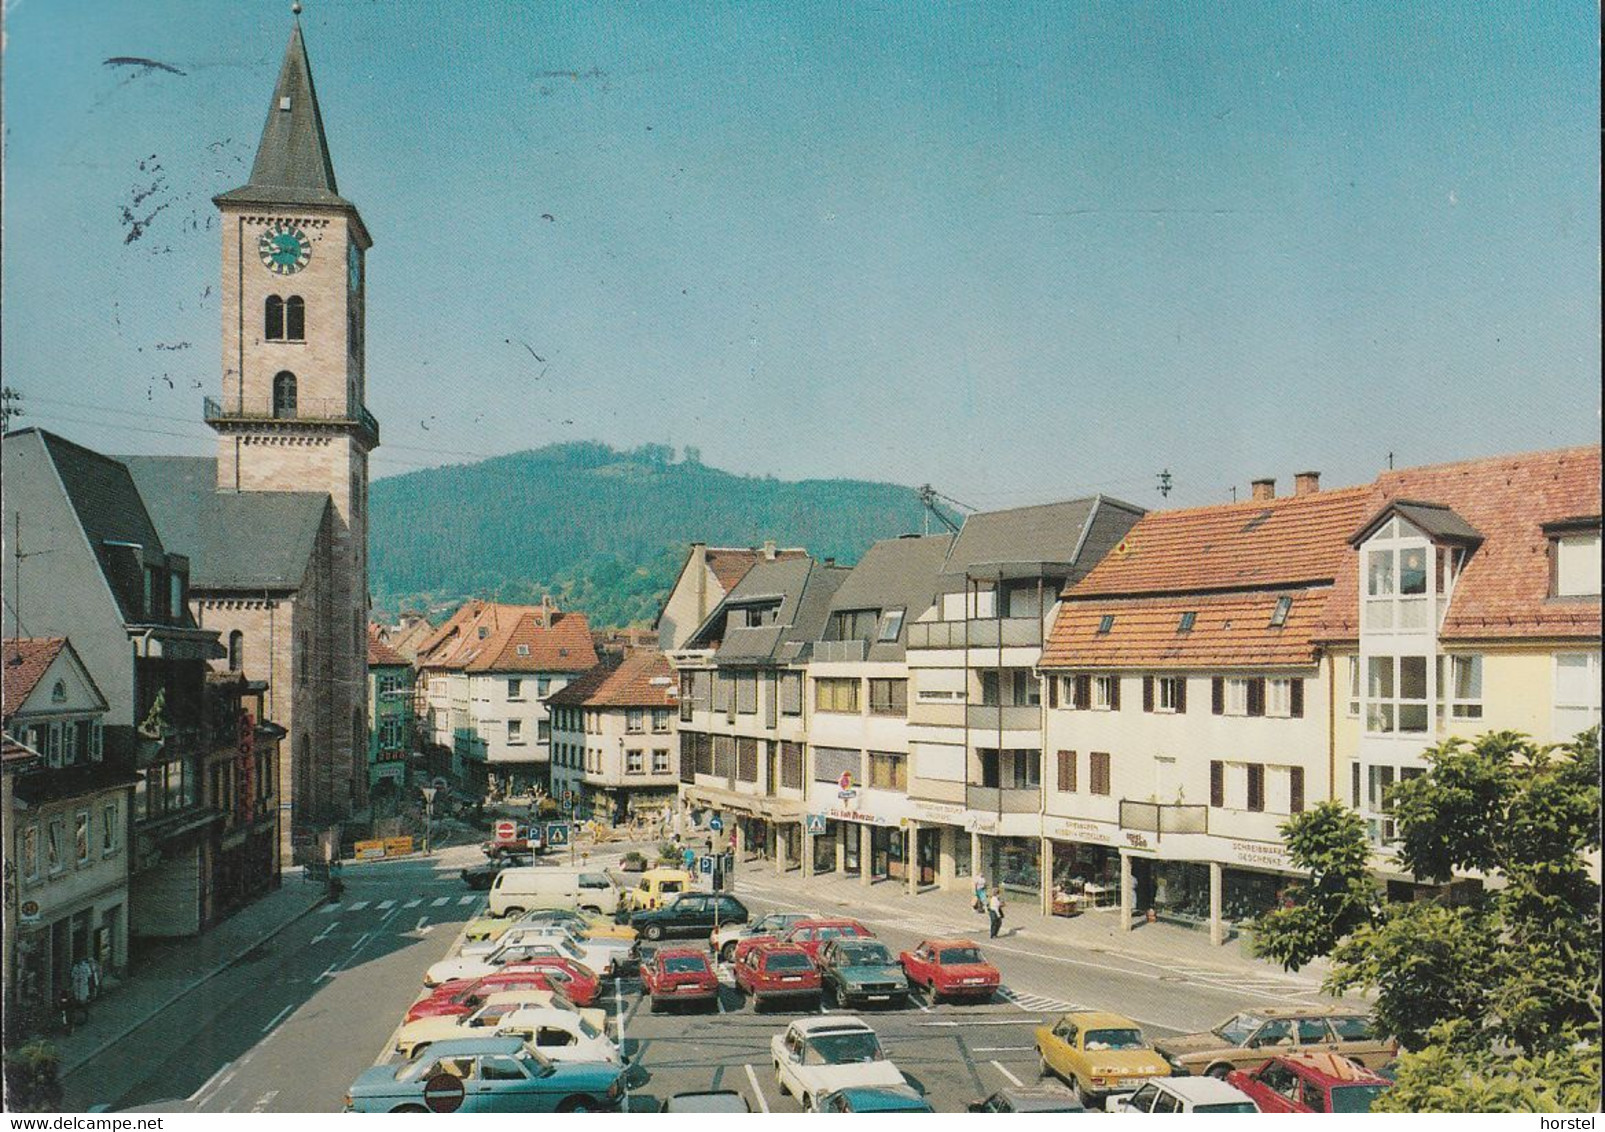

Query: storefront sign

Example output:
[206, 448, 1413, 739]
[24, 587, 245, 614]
[1045, 818, 1115, 845]
[1228, 840, 1292, 870]
[911, 799, 964, 822]
[826, 805, 896, 827]
[1123, 831, 1155, 852]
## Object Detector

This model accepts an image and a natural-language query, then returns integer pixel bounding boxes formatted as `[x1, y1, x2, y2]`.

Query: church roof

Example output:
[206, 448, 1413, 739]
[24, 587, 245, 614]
[214, 23, 359, 215]
[121, 456, 329, 592]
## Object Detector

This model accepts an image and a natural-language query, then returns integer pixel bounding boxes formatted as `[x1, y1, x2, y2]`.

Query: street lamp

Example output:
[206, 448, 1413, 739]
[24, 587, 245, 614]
[420, 785, 437, 856]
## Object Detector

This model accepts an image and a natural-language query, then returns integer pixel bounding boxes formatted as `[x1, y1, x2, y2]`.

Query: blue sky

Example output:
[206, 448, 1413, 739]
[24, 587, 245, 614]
[3, 0, 1597, 511]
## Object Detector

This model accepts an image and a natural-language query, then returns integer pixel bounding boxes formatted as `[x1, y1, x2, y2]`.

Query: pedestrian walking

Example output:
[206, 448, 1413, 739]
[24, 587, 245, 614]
[987, 888, 1005, 939]
[972, 872, 987, 913]
[70, 957, 94, 1008]
[682, 845, 696, 873]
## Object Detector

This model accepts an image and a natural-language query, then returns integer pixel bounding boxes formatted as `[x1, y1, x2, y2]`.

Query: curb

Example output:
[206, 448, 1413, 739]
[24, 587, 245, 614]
[61, 892, 328, 1077]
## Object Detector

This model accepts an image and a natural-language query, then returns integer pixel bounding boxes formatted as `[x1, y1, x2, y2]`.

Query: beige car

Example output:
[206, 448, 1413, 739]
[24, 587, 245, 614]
[1151, 1007, 1396, 1079]
[394, 990, 608, 1060]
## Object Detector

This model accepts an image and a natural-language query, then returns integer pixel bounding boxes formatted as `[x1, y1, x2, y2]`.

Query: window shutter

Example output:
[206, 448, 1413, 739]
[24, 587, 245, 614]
[1176, 678, 1188, 714]
[1109, 676, 1121, 711]
[1290, 679, 1304, 718]
[1248, 678, 1266, 717]
[1142, 676, 1154, 712]
[1211, 678, 1224, 715]
[1048, 676, 1059, 710]
[1057, 750, 1075, 793]
[1289, 767, 1305, 814]
[1247, 764, 1265, 811]
[1210, 760, 1224, 807]
[1074, 675, 1091, 711]
[1090, 752, 1110, 796]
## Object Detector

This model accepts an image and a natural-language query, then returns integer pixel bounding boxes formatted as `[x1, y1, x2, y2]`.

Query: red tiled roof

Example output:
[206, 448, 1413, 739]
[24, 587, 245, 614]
[1315, 446, 1601, 642]
[546, 650, 678, 709]
[704, 547, 807, 594]
[367, 624, 409, 668]
[1042, 590, 1329, 670]
[1066, 486, 1372, 598]
[2, 638, 68, 720]
[474, 610, 598, 673]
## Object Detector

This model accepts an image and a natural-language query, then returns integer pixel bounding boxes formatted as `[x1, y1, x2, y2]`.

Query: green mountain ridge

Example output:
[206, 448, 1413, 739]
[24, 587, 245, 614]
[369, 441, 948, 628]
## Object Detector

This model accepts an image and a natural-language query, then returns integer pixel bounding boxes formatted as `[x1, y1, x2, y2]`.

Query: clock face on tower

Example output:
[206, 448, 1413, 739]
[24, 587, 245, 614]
[258, 221, 312, 275]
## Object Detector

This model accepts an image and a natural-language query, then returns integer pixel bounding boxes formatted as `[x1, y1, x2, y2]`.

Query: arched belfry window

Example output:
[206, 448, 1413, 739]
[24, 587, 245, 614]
[265, 295, 285, 340]
[285, 296, 306, 341]
[228, 630, 244, 672]
[273, 371, 298, 418]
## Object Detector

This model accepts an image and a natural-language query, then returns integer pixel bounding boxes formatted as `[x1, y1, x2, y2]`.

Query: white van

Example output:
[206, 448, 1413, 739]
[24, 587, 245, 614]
[488, 867, 621, 916]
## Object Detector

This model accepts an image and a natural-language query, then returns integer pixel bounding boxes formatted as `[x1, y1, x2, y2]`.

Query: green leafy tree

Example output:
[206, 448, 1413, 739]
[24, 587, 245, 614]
[1249, 729, 1601, 1110]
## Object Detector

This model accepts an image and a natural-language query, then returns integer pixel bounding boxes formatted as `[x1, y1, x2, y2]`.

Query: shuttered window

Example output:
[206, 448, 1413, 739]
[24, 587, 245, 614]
[1290, 679, 1304, 719]
[1142, 677, 1154, 712]
[1289, 766, 1305, 814]
[813, 746, 860, 785]
[1056, 749, 1077, 793]
[1246, 678, 1267, 717]
[736, 737, 759, 782]
[1074, 675, 1092, 711]
[1211, 678, 1225, 715]
[779, 671, 803, 716]
[736, 673, 758, 715]
[1089, 752, 1111, 796]
[1210, 760, 1224, 807]
[713, 735, 736, 779]
[780, 742, 805, 789]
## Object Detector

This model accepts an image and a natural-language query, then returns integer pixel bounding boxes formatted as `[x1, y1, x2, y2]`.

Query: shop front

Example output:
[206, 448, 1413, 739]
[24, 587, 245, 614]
[978, 835, 1041, 897]
[1048, 841, 1121, 915]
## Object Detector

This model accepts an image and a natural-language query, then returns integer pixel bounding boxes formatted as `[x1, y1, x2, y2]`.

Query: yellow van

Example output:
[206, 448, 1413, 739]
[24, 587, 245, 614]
[625, 868, 695, 911]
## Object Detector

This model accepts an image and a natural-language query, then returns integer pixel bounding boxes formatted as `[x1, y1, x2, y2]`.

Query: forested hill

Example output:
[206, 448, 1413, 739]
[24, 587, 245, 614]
[368, 442, 948, 628]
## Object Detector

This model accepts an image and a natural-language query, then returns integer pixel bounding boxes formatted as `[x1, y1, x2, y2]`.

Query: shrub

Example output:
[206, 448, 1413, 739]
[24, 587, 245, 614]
[3, 1039, 63, 1112]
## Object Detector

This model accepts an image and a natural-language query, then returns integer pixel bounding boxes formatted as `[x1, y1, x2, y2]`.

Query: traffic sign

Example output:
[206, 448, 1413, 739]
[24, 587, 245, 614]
[805, 814, 827, 835]
[708, 815, 723, 833]
[545, 822, 570, 847]
[493, 820, 518, 843]
[423, 1072, 465, 1113]
[698, 854, 715, 875]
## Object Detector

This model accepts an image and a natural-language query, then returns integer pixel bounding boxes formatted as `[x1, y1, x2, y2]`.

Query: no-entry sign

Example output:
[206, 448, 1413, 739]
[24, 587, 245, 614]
[423, 1072, 466, 1112]
[493, 820, 518, 843]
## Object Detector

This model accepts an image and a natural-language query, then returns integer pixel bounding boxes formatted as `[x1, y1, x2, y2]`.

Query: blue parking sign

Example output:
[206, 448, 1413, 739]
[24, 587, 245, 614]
[699, 854, 715, 875]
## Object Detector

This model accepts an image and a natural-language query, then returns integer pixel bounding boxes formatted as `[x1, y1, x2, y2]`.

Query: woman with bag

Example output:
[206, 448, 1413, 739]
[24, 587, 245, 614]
[987, 887, 1005, 938]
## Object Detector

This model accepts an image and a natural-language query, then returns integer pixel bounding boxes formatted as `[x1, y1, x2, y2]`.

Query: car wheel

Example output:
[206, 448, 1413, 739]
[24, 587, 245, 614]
[389, 1105, 428, 1113]
[1074, 1080, 1095, 1108]
[581, 905, 601, 915]
[1206, 1063, 1233, 1080]
[647, 995, 661, 1013]
[504, 906, 524, 917]
[802, 1092, 816, 1113]
[720, 942, 736, 962]
[1038, 1054, 1053, 1080]
[644, 923, 665, 941]
[557, 1096, 599, 1112]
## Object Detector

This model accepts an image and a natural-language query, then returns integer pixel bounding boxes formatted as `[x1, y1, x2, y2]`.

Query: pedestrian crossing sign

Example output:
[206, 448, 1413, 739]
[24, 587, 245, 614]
[806, 814, 827, 835]
[545, 822, 570, 847]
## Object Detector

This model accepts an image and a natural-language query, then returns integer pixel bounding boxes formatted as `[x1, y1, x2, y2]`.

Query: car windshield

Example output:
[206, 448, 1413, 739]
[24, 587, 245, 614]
[838, 943, 893, 965]
[664, 956, 708, 974]
[1329, 1016, 1377, 1041]
[766, 952, 813, 971]
[938, 947, 983, 964]
[1213, 1013, 1265, 1045]
[1195, 1102, 1259, 1113]
[804, 1032, 884, 1065]
[1329, 1084, 1387, 1113]
[1082, 1029, 1148, 1051]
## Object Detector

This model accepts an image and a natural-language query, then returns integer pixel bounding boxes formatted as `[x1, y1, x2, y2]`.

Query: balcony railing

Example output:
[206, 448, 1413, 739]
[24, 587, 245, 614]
[1120, 800, 1208, 838]
[966, 786, 1041, 813]
[813, 640, 867, 663]
[907, 618, 1042, 650]
[204, 393, 379, 445]
[966, 704, 1042, 732]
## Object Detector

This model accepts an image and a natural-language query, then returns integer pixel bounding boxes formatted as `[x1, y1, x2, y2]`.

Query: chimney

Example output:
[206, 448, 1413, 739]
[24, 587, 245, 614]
[1294, 470, 1321, 496]
[537, 594, 554, 627]
[1250, 478, 1276, 502]
[762, 539, 777, 561]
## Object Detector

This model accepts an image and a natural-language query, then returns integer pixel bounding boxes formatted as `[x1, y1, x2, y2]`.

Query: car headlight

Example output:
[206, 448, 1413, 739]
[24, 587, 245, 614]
[606, 1075, 624, 1100]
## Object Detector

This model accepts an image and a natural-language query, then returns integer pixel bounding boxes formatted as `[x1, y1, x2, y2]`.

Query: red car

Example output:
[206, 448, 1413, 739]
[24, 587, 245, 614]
[641, 947, 721, 1013]
[731, 918, 874, 965]
[404, 973, 558, 1022]
[898, 938, 1001, 1003]
[1228, 1052, 1393, 1114]
[495, 957, 602, 1006]
[733, 942, 822, 1010]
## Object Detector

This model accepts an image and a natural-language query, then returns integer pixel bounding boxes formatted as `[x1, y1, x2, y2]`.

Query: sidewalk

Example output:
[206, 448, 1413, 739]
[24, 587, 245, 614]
[731, 863, 1334, 992]
[52, 880, 326, 1079]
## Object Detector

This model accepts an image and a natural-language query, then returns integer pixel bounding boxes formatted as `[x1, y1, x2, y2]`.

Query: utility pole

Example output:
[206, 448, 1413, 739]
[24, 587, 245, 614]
[0, 386, 22, 431]
[1156, 469, 1173, 498]
[420, 785, 437, 855]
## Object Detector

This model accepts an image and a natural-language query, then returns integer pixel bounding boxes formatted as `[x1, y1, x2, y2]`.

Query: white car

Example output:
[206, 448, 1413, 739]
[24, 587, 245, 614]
[770, 1017, 906, 1112]
[1110, 1076, 1261, 1113]
[460, 921, 633, 966]
[710, 911, 814, 962]
[495, 1007, 621, 1065]
[394, 990, 607, 1060]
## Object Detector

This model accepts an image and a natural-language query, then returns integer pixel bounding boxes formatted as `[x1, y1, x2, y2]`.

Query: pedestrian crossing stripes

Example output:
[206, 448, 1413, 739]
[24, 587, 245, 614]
[404, 899, 422, 909]
[377, 900, 396, 910]
[346, 900, 370, 911]
[1000, 986, 1084, 1015]
[320, 903, 341, 914]
[431, 897, 450, 907]
[458, 895, 478, 906]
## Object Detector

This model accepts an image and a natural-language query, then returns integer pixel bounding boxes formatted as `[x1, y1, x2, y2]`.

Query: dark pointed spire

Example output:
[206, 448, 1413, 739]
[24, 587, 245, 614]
[216, 19, 355, 211]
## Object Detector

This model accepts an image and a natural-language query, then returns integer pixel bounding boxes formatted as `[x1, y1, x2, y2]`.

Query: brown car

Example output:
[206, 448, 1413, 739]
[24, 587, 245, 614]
[1152, 1007, 1396, 1079]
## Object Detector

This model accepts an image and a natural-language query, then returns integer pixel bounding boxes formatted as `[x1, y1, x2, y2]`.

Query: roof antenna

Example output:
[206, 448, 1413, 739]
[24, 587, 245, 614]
[1156, 468, 1173, 498]
[291, 0, 302, 16]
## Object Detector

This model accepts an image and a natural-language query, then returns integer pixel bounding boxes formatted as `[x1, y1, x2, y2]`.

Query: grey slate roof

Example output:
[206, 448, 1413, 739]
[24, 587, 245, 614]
[121, 456, 328, 591]
[689, 557, 849, 666]
[213, 24, 357, 213]
[1353, 499, 1484, 546]
[822, 534, 954, 660]
[13, 430, 172, 625]
[938, 496, 1145, 588]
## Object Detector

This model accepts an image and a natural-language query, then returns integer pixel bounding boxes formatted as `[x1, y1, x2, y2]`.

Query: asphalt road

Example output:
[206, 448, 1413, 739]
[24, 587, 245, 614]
[94, 842, 1351, 1114]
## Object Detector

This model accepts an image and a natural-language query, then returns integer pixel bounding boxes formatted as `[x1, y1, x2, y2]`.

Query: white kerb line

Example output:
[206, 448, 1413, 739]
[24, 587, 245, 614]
[261, 1004, 294, 1033]
[743, 1063, 771, 1114]
[990, 1060, 1024, 1088]
[189, 1061, 232, 1103]
[614, 974, 628, 1104]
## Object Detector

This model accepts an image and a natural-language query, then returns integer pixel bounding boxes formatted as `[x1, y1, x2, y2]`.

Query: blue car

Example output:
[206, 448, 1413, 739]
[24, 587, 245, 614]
[816, 1085, 935, 1113]
[345, 1036, 623, 1113]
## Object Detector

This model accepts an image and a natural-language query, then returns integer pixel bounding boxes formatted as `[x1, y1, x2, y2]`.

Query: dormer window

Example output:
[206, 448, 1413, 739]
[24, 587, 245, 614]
[1270, 596, 1292, 628]
[1096, 614, 1115, 635]
[51, 680, 67, 704]
[877, 609, 905, 643]
[1177, 611, 1196, 633]
[1552, 529, 1601, 597]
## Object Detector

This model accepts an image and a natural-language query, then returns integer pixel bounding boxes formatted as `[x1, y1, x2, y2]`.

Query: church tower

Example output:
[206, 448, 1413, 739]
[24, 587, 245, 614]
[208, 15, 375, 846]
